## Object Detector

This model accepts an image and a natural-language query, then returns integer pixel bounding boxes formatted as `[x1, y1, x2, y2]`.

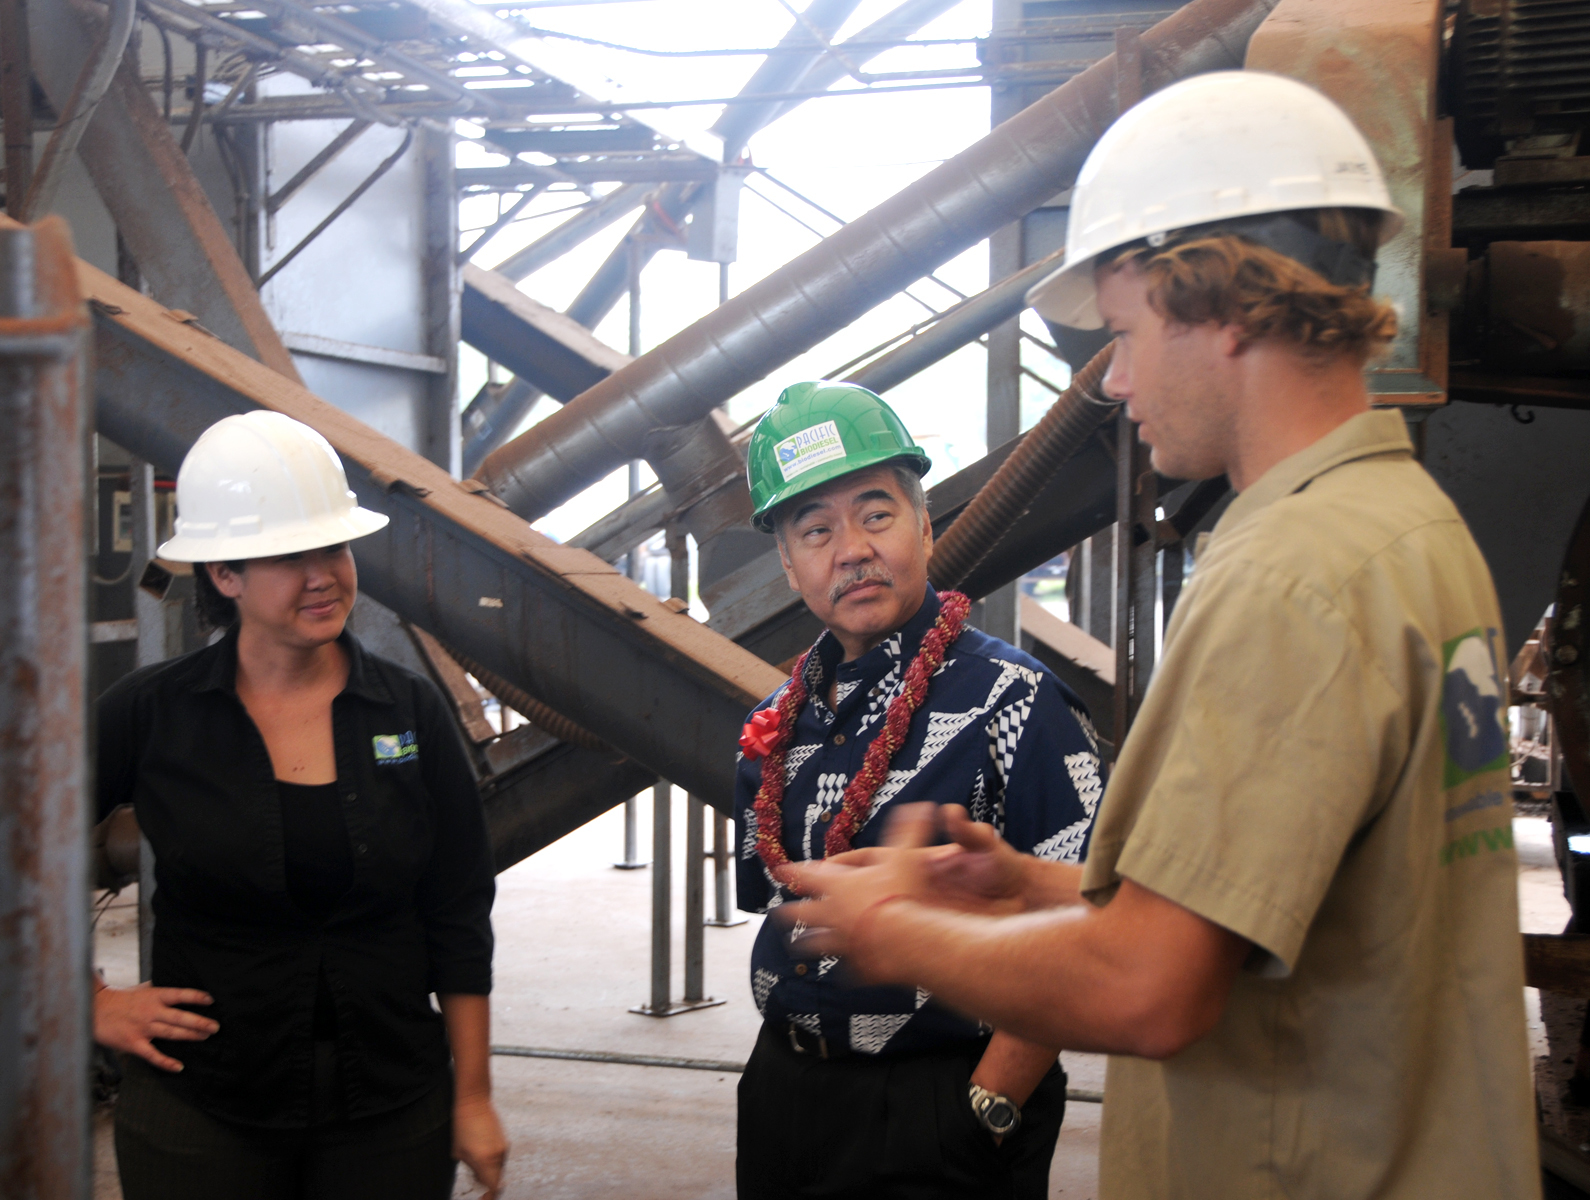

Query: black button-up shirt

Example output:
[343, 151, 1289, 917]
[97, 630, 494, 1128]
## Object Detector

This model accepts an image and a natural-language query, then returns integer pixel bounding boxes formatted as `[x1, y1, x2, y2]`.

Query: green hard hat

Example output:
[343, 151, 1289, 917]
[746, 381, 931, 533]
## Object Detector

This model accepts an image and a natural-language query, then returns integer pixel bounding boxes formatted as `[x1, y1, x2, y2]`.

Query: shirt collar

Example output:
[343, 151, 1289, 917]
[808, 584, 942, 695]
[193, 627, 394, 706]
[1213, 409, 1412, 539]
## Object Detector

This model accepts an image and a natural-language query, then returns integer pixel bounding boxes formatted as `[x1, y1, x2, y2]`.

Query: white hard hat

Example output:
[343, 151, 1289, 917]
[157, 411, 389, 562]
[1026, 70, 1405, 331]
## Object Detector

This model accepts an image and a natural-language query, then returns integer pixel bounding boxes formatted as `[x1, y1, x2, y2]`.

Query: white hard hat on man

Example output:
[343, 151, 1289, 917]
[1027, 70, 1404, 330]
[157, 410, 387, 563]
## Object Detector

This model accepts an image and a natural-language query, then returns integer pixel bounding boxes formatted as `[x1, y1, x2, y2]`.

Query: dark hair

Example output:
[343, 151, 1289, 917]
[193, 561, 245, 632]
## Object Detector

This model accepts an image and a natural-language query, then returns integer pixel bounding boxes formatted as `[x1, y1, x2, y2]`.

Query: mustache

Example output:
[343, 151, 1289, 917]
[828, 565, 894, 605]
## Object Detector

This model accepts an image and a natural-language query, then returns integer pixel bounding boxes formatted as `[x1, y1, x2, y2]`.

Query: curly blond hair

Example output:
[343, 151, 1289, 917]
[1104, 209, 1399, 363]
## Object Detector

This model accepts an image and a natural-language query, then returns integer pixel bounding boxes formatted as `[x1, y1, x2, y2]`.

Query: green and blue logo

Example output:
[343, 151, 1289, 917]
[372, 731, 418, 765]
[1439, 629, 1508, 789]
[773, 420, 846, 482]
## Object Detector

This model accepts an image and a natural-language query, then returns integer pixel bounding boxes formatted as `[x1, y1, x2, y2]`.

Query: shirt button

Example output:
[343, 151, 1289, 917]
[819, 812, 832, 823]
[345, 792, 357, 803]
[794, 963, 808, 976]
[833, 734, 846, 745]
[357, 843, 369, 856]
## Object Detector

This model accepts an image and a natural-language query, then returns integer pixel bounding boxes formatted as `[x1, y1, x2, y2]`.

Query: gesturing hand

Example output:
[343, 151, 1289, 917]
[922, 804, 1031, 915]
[93, 982, 217, 1072]
[773, 803, 940, 980]
[453, 1094, 508, 1199]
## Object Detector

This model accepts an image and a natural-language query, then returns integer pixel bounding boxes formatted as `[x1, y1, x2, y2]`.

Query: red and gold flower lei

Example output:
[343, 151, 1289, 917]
[743, 591, 971, 871]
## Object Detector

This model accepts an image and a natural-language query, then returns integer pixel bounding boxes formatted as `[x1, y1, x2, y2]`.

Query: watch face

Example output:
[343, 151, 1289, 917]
[985, 1099, 1020, 1134]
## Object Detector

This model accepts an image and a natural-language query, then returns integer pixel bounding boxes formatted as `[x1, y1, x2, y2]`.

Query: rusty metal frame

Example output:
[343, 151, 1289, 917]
[77, 249, 783, 811]
[0, 216, 90, 1200]
[28, 0, 302, 380]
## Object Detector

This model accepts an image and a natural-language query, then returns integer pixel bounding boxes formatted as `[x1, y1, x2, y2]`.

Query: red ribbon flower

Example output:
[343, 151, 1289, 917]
[739, 707, 783, 760]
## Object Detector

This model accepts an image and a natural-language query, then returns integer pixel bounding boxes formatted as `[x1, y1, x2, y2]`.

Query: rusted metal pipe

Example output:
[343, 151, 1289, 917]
[929, 342, 1118, 592]
[442, 643, 610, 754]
[477, 0, 1277, 521]
[0, 217, 90, 1200]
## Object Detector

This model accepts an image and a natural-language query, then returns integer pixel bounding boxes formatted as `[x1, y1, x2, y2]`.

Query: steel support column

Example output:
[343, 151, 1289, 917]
[421, 123, 460, 475]
[0, 0, 30, 219]
[0, 217, 90, 1200]
[984, 0, 1026, 645]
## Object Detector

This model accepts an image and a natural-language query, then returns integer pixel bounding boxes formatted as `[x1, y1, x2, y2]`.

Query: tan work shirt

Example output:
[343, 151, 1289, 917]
[1082, 410, 1538, 1200]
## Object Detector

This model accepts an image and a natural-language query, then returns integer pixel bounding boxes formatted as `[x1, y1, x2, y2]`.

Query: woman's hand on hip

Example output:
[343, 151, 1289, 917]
[453, 1093, 508, 1199]
[93, 981, 217, 1073]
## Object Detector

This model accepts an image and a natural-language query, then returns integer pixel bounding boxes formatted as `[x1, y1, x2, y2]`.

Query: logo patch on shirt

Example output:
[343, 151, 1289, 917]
[372, 731, 418, 765]
[774, 421, 846, 482]
[1439, 630, 1508, 788]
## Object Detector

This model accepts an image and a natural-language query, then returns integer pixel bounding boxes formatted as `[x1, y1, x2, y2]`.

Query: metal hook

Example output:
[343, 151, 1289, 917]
[1511, 405, 1536, 425]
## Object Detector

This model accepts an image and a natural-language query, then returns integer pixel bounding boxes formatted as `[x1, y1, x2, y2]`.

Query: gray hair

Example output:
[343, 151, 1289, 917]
[772, 461, 929, 544]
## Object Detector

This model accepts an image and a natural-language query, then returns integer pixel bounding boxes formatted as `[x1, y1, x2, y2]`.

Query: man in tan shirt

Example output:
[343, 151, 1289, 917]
[775, 71, 1539, 1198]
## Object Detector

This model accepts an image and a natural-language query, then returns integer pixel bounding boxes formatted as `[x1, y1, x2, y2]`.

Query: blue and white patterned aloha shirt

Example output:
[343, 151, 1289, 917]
[735, 586, 1104, 1057]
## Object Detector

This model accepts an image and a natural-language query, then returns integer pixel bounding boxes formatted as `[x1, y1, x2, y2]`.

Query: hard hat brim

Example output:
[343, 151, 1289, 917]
[156, 505, 390, 563]
[751, 449, 931, 534]
[1026, 257, 1104, 331]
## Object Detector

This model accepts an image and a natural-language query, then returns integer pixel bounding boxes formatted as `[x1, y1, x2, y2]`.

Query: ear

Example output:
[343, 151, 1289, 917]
[776, 537, 801, 593]
[1217, 322, 1247, 358]
[207, 561, 245, 599]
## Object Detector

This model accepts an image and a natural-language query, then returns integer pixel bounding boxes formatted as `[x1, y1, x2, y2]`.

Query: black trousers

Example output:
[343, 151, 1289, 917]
[113, 1049, 456, 1200]
[737, 1022, 1067, 1200]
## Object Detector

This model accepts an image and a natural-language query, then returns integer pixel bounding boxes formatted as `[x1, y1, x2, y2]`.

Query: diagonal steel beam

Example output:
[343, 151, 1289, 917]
[28, 2, 302, 380]
[75, 250, 784, 811]
[478, 0, 1278, 521]
[461, 265, 629, 401]
[491, 182, 652, 283]
[713, 0, 865, 162]
[764, 0, 966, 126]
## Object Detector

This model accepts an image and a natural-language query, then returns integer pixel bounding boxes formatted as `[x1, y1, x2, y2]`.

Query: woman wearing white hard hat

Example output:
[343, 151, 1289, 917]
[93, 411, 506, 1199]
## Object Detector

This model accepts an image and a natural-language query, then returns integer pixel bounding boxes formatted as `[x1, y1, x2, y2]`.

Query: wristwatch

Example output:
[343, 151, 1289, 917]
[968, 1083, 1022, 1137]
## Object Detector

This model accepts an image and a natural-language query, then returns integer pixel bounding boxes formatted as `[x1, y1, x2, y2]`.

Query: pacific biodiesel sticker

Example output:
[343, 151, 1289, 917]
[775, 420, 846, 482]
[1439, 629, 1507, 788]
[372, 731, 418, 765]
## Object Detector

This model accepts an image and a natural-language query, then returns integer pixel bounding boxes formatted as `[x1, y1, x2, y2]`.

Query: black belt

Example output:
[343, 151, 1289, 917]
[774, 1020, 989, 1063]
[784, 1022, 851, 1060]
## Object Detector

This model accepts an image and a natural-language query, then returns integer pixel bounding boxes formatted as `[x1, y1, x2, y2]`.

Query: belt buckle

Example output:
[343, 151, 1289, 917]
[787, 1024, 830, 1060]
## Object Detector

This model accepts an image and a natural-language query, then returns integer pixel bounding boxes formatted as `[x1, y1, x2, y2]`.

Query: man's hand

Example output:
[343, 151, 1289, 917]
[775, 804, 939, 981]
[922, 805, 1034, 915]
[93, 981, 217, 1072]
[453, 1094, 508, 1199]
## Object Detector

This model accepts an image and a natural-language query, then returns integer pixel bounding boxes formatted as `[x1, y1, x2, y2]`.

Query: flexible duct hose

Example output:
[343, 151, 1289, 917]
[443, 645, 611, 754]
[928, 341, 1119, 592]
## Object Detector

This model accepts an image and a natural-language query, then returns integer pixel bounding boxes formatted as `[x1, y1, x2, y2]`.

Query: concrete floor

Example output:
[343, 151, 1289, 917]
[93, 804, 1565, 1199]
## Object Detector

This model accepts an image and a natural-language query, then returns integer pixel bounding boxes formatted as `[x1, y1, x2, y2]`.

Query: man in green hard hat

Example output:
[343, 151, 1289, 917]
[732, 380, 1104, 1199]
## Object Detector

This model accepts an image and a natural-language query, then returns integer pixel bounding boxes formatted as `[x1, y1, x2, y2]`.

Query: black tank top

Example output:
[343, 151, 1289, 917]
[276, 780, 353, 1039]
